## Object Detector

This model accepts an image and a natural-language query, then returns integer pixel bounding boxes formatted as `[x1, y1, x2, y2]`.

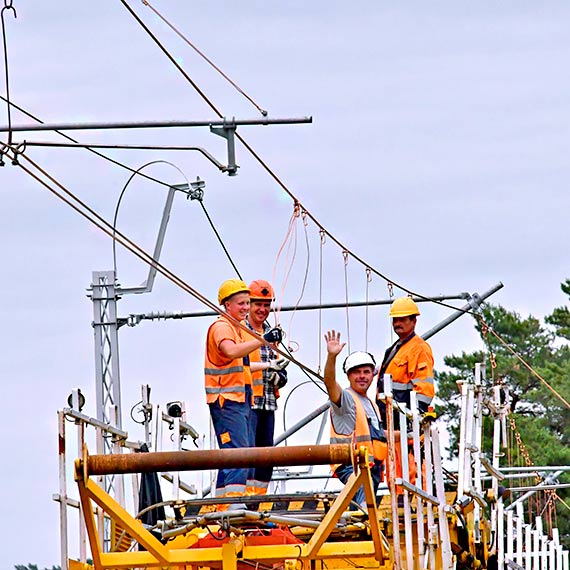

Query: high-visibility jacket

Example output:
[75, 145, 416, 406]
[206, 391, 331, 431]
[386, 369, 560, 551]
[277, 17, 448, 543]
[245, 320, 280, 400]
[381, 334, 434, 409]
[330, 388, 387, 473]
[204, 317, 252, 405]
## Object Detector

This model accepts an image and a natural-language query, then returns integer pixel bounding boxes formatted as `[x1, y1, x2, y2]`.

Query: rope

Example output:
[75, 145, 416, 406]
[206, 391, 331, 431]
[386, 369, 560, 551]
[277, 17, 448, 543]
[271, 204, 300, 324]
[365, 267, 372, 352]
[140, 0, 267, 117]
[286, 209, 310, 348]
[317, 230, 325, 374]
[342, 250, 351, 354]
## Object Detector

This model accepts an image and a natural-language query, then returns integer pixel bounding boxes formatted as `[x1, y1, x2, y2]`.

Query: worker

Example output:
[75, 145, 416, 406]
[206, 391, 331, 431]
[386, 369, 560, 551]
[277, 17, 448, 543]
[245, 279, 289, 495]
[204, 278, 282, 504]
[376, 296, 434, 492]
[376, 297, 435, 423]
[324, 330, 393, 508]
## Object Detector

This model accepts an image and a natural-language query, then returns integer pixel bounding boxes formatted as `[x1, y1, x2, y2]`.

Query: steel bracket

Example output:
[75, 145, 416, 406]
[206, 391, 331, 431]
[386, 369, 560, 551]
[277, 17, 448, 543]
[210, 117, 239, 176]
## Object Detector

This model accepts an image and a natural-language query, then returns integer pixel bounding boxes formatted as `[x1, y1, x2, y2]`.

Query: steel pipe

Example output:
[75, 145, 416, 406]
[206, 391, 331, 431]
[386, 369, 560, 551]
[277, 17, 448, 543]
[123, 292, 471, 325]
[421, 282, 504, 340]
[0, 116, 313, 133]
[85, 444, 351, 476]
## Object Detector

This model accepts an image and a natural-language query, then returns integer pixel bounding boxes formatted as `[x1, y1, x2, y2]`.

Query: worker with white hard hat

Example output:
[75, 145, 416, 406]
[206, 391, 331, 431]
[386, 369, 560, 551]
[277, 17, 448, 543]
[324, 330, 396, 508]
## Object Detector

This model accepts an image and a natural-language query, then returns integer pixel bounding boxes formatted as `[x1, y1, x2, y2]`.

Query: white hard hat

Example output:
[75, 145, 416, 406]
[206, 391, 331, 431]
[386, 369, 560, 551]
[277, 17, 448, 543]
[342, 351, 376, 374]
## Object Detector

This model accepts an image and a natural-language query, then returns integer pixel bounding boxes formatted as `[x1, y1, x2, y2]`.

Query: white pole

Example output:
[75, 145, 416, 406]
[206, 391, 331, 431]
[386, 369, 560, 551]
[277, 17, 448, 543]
[497, 500, 504, 570]
[515, 503, 524, 568]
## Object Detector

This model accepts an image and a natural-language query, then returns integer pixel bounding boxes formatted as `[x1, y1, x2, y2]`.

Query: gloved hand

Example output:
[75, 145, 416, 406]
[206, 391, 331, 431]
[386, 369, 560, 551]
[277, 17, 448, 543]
[263, 326, 283, 343]
[267, 358, 289, 371]
[276, 370, 288, 389]
[270, 370, 288, 389]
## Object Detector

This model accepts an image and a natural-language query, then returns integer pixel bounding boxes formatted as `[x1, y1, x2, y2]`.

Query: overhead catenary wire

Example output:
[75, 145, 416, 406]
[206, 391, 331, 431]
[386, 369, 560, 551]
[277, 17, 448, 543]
[139, 0, 267, 117]
[486, 322, 570, 410]
[0, 94, 173, 189]
[111, 159, 190, 278]
[1, 0, 16, 149]
[116, 0, 476, 318]
[197, 199, 243, 280]
[8, 146, 322, 382]
[6, 5, 566, 419]
[0, 97, 243, 284]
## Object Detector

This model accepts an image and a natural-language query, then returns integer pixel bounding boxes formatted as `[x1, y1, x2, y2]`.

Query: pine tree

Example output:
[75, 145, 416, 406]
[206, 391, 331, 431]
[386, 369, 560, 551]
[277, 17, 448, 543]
[437, 294, 570, 547]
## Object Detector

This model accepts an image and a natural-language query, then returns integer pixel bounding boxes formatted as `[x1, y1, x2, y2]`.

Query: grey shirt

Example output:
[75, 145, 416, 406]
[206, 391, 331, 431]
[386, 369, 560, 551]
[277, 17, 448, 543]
[330, 388, 382, 436]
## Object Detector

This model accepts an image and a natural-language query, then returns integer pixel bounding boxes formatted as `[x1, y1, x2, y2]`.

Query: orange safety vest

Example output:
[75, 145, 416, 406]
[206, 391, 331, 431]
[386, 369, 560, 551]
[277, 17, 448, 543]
[246, 320, 280, 400]
[204, 317, 252, 405]
[330, 389, 387, 472]
[385, 335, 434, 407]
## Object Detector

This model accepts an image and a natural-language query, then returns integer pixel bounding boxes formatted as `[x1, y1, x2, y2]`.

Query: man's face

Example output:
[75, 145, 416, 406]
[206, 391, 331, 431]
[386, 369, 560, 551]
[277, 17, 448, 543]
[224, 292, 250, 321]
[249, 300, 271, 327]
[392, 316, 416, 339]
[347, 365, 375, 396]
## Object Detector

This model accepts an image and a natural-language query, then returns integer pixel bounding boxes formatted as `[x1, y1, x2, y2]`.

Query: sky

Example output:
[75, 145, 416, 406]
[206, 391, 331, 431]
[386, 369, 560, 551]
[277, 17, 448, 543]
[2, 2, 570, 567]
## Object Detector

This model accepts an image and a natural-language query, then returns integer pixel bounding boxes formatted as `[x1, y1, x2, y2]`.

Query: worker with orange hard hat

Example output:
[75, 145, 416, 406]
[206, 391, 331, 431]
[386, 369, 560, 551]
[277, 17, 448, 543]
[244, 280, 289, 495]
[204, 278, 283, 504]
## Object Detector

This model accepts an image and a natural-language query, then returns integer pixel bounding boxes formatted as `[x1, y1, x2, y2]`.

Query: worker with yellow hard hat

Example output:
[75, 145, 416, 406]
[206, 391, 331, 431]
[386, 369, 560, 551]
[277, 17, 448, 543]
[377, 297, 434, 494]
[204, 278, 283, 506]
[377, 297, 434, 418]
[244, 280, 289, 495]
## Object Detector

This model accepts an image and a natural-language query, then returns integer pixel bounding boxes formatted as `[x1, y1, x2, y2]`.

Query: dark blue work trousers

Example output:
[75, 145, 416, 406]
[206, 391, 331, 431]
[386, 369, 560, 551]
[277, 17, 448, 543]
[208, 385, 253, 495]
[248, 409, 275, 486]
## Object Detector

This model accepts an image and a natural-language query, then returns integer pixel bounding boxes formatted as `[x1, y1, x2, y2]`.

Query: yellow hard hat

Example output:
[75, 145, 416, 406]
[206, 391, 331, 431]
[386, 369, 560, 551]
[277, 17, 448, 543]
[218, 279, 250, 305]
[389, 297, 420, 318]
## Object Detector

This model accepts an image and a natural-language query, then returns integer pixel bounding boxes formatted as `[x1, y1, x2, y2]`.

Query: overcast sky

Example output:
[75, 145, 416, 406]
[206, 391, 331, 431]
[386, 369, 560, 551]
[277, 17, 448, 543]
[2, 2, 570, 567]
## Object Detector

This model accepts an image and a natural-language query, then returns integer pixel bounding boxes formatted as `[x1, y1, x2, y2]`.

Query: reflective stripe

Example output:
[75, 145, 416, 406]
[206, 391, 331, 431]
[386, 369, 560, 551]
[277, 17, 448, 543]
[248, 480, 269, 490]
[393, 382, 412, 390]
[355, 435, 372, 442]
[252, 378, 265, 386]
[412, 376, 434, 386]
[205, 385, 247, 394]
[330, 436, 350, 444]
[204, 366, 244, 375]
[223, 484, 247, 495]
[417, 393, 433, 405]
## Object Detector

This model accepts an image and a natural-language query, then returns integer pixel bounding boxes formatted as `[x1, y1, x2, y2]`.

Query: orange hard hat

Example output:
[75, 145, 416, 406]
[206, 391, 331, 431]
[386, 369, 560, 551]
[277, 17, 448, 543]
[248, 279, 275, 301]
